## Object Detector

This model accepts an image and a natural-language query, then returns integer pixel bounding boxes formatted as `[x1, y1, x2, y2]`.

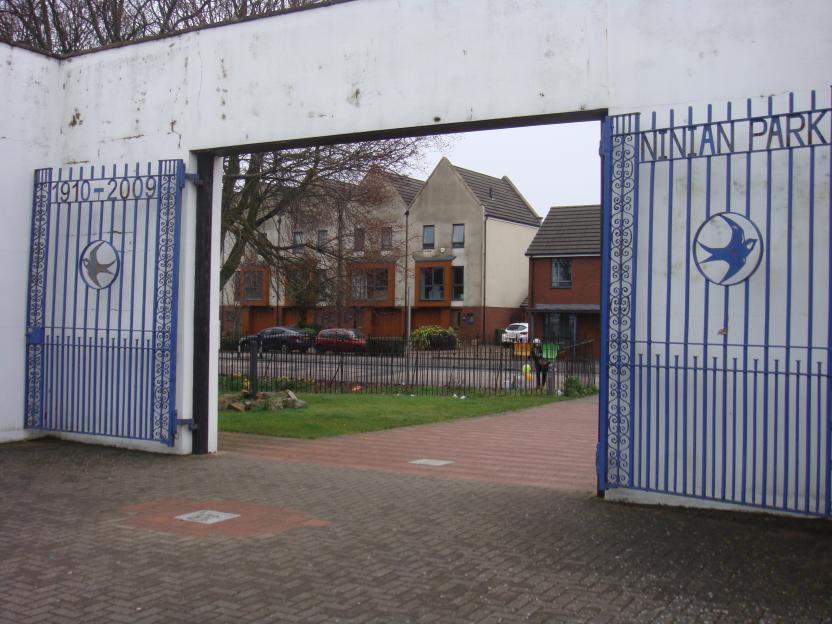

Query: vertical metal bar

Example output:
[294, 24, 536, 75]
[826, 87, 832, 517]
[681, 105, 694, 496]
[597, 116, 612, 494]
[702, 105, 713, 499]
[655, 352, 661, 489]
[774, 358, 781, 509]
[805, 91, 817, 514]
[674, 353, 680, 492]
[795, 359, 802, 511]
[753, 358, 759, 505]
[817, 361, 823, 514]
[742, 97, 753, 505]
[711, 355, 718, 498]
[732, 356, 738, 501]
[693, 354, 699, 495]
[663, 108, 675, 493]
[762, 95, 774, 509]
[783, 93, 796, 510]
[724, 101, 736, 503]
[69, 173, 83, 434]
[113, 169, 129, 437]
[646, 111, 657, 491]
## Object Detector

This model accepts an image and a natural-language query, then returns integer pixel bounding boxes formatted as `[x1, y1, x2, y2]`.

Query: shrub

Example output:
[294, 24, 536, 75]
[366, 337, 405, 356]
[563, 376, 598, 398]
[410, 325, 458, 351]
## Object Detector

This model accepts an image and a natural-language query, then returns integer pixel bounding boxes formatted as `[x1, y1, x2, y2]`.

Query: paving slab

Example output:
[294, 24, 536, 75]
[1, 435, 831, 623]
[220, 396, 599, 491]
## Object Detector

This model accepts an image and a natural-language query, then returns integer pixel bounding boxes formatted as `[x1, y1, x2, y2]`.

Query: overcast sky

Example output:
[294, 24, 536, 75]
[407, 121, 601, 219]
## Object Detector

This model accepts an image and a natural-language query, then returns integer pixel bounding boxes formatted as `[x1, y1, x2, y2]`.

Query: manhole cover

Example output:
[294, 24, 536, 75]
[409, 459, 454, 466]
[175, 510, 240, 524]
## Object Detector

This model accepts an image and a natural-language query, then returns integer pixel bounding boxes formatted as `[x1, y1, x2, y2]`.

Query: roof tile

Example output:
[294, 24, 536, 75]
[525, 205, 601, 256]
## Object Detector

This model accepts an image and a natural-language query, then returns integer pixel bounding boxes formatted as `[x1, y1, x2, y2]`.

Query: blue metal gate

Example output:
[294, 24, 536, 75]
[600, 91, 832, 516]
[25, 160, 184, 446]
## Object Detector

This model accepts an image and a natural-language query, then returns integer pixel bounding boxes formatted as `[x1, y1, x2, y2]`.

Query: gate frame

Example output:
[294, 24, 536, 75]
[24, 159, 186, 446]
[599, 95, 832, 517]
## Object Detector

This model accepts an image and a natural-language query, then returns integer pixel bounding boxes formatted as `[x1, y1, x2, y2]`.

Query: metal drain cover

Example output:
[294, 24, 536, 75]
[175, 510, 240, 524]
[409, 459, 454, 466]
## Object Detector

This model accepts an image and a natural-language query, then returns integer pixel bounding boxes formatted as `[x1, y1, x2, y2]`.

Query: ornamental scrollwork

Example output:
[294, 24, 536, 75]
[606, 123, 637, 487]
[25, 168, 52, 429]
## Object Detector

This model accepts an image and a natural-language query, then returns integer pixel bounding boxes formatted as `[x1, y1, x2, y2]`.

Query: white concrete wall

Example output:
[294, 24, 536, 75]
[1, 0, 830, 456]
[0, 45, 60, 442]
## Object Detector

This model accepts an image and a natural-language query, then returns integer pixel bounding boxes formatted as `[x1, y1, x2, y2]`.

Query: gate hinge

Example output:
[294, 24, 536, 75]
[176, 414, 196, 431]
[184, 172, 203, 186]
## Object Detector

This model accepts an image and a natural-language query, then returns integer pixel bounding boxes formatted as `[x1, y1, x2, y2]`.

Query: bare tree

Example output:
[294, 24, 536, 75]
[0, 0, 325, 53]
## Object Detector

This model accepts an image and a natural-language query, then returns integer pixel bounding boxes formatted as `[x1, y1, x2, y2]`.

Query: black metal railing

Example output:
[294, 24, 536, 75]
[218, 337, 596, 397]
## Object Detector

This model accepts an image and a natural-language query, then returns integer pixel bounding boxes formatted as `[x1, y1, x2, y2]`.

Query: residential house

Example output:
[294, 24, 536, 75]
[407, 158, 540, 340]
[222, 171, 424, 337]
[525, 204, 601, 357]
[223, 158, 542, 342]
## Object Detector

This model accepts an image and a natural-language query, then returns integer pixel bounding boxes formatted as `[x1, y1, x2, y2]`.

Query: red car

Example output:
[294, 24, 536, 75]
[314, 328, 367, 353]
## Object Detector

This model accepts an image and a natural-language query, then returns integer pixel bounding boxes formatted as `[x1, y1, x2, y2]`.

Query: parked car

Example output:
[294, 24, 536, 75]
[314, 328, 367, 354]
[501, 322, 530, 344]
[238, 326, 314, 353]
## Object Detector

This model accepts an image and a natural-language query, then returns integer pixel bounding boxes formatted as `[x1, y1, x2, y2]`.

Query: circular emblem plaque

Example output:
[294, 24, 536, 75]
[693, 212, 763, 286]
[79, 240, 120, 290]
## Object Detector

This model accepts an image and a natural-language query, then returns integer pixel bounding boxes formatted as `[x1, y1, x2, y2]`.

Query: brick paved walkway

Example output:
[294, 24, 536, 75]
[220, 397, 598, 491]
[1, 431, 831, 623]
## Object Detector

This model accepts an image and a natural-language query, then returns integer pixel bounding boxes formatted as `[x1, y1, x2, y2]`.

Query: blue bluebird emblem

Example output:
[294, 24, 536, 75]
[79, 240, 120, 289]
[693, 212, 763, 286]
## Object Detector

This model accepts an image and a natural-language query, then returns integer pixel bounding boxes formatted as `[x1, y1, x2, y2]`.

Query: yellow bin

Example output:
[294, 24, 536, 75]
[513, 342, 531, 357]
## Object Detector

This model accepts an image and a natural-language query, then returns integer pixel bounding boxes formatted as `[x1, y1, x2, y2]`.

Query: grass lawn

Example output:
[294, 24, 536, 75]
[219, 392, 565, 439]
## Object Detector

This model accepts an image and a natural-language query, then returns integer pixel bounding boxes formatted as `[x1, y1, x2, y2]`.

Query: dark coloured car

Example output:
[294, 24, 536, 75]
[238, 326, 314, 354]
[314, 328, 367, 354]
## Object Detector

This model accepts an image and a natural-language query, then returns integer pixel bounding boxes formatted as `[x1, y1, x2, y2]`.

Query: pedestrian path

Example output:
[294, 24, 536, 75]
[220, 395, 598, 491]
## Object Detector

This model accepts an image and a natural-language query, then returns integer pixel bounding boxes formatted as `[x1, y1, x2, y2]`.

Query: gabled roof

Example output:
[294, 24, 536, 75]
[452, 165, 541, 227]
[383, 171, 424, 207]
[525, 204, 601, 256]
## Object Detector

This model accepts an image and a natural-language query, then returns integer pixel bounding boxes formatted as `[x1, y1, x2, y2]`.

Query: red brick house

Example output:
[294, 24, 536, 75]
[525, 205, 601, 358]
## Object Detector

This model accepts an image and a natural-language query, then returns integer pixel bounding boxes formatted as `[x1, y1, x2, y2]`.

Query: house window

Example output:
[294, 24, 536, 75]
[420, 266, 444, 300]
[317, 229, 327, 249]
[352, 268, 388, 301]
[381, 226, 393, 251]
[551, 258, 572, 288]
[354, 227, 365, 251]
[292, 231, 304, 251]
[452, 266, 464, 301]
[317, 270, 332, 303]
[241, 269, 265, 302]
[422, 224, 435, 249]
[452, 224, 465, 248]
